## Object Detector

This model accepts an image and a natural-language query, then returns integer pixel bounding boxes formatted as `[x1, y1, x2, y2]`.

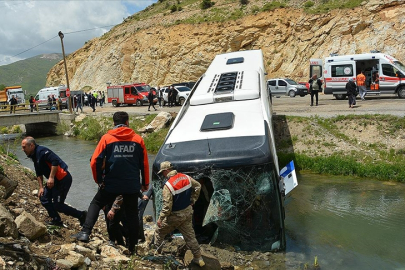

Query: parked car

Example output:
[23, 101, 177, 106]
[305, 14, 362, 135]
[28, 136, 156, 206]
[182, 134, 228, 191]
[162, 86, 191, 106]
[267, 78, 308, 97]
[171, 81, 196, 89]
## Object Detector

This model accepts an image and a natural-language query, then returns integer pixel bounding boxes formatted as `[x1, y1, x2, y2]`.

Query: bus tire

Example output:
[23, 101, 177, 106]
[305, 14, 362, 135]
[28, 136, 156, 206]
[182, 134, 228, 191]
[397, 86, 405, 98]
[334, 94, 346, 100]
[112, 100, 117, 107]
[136, 100, 142, 106]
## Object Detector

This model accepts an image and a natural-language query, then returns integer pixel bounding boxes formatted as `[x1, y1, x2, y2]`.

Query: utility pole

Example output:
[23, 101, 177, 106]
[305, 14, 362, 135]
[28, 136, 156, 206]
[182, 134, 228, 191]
[58, 31, 73, 114]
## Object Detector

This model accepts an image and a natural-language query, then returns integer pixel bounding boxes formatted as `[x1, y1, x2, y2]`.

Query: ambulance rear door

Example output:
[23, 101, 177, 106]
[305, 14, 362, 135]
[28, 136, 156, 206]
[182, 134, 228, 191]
[326, 60, 355, 97]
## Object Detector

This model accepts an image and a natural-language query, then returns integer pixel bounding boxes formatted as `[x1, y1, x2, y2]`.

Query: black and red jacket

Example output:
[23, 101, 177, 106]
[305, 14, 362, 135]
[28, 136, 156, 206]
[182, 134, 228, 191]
[30, 144, 68, 181]
[90, 126, 149, 194]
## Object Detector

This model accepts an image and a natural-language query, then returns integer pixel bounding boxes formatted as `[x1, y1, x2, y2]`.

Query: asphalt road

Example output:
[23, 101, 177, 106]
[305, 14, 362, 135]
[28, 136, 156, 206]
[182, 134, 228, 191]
[1, 93, 403, 118]
[271, 93, 405, 117]
[56, 94, 405, 118]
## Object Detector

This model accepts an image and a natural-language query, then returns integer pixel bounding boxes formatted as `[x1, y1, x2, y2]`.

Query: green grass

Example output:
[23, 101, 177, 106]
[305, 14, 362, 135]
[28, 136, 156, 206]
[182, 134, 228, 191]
[304, 0, 365, 13]
[278, 152, 405, 182]
[60, 114, 164, 153]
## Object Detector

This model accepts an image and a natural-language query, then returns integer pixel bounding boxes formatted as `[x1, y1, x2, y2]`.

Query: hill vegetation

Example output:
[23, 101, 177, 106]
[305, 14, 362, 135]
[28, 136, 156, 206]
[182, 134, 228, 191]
[126, 0, 364, 25]
[0, 54, 62, 97]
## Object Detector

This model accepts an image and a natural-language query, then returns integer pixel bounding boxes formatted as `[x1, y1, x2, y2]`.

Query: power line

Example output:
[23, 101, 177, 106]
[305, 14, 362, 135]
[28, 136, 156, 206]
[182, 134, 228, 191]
[0, 24, 118, 64]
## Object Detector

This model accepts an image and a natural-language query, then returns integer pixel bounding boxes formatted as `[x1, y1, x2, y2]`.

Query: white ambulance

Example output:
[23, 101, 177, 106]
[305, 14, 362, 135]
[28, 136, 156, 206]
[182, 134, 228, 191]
[34, 85, 68, 109]
[310, 51, 405, 100]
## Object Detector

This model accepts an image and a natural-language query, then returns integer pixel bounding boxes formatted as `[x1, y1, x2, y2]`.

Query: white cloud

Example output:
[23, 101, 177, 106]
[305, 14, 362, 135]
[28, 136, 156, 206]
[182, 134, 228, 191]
[0, 0, 156, 66]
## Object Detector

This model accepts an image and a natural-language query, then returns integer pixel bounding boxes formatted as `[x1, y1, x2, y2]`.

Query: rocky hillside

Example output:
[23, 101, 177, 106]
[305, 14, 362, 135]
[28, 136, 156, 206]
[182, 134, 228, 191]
[46, 0, 405, 91]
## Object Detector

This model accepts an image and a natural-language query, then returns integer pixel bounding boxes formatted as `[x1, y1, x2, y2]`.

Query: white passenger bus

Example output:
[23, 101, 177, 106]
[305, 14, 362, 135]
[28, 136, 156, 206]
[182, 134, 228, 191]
[152, 50, 297, 251]
[310, 51, 405, 100]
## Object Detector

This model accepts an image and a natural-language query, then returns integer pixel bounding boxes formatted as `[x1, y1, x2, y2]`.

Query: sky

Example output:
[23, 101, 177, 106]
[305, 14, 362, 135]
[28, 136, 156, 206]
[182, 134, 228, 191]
[0, 0, 157, 66]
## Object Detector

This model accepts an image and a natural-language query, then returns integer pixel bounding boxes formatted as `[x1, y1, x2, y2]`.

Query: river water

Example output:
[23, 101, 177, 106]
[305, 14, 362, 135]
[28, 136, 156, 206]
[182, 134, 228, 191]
[8, 136, 405, 270]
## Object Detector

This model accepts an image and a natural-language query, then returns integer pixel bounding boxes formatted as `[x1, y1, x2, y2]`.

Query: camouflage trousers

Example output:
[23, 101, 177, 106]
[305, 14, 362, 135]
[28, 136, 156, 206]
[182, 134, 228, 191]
[155, 206, 201, 258]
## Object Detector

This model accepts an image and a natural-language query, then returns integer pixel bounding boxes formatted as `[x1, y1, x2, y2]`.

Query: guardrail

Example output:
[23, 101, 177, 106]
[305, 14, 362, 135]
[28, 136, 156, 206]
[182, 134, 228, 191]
[0, 103, 63, 115]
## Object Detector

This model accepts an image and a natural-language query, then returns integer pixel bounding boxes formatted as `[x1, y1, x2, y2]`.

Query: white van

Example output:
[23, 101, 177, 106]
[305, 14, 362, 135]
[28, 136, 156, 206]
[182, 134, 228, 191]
[310, 51, 405, 100]
[34, 86, 68, 109]
[267, 78, 308, 97]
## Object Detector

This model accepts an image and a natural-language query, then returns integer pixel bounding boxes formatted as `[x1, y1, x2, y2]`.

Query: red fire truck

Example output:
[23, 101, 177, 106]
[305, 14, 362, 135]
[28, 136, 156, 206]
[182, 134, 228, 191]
[107, 83, 150, 106]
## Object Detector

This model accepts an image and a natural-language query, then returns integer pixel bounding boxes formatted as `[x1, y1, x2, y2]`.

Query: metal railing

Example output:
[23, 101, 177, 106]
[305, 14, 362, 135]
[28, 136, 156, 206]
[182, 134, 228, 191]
[0, 103, 63, 115]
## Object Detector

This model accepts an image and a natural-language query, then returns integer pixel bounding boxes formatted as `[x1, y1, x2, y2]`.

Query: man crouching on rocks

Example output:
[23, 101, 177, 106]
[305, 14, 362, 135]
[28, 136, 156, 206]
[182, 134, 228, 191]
[154, 161, 205, 267]
[21, 136, 87, 227]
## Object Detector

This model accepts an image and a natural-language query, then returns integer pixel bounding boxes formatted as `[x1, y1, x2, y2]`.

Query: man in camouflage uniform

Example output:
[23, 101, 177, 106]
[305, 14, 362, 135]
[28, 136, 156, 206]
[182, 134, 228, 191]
[154, 161, 205, 267]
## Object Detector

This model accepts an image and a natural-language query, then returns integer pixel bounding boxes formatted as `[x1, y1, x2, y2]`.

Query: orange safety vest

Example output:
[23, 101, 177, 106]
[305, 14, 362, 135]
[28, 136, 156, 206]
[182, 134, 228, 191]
[356, 73, 366, 86]
[165, 173, 192, 212]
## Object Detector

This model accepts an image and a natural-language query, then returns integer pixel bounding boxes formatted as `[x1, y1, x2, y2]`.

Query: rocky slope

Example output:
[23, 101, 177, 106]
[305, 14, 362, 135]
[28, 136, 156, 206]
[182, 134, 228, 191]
[46, 0, 405, 91]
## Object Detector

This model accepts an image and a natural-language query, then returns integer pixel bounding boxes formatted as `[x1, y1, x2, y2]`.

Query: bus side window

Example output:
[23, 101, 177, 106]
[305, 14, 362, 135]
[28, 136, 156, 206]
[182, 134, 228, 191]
[131, 87, 137, 95]
[125, 87, 130, 94]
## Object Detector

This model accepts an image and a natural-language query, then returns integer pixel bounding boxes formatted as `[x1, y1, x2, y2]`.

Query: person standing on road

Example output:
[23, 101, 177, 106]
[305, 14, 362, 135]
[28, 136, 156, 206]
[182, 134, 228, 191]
[148, 88, 157, 111]
[9, 95, 17, 114]
[153, 161, 205, 267]
[76, 94, 83, 113]
[90, 94, 96, 112]
[21, 137, 87, 227]
[157, 87, 162, 108]
[346, 78, 357, 108]
[168, 86, 173, 107]
[309, 74, 322, 106]
[356, 70, 367, 101]
[71, 111, 149, 255]
[29, 96, 36, 112]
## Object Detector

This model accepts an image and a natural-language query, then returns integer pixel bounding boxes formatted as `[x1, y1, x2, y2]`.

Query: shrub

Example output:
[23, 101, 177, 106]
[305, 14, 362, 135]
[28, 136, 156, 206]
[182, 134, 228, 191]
[304, 1, 315, 8]
[201, 0, 214, 10]
[170, 5, 178, 12]
[240, 0, 248, 5]
[262, 1, 285, 12]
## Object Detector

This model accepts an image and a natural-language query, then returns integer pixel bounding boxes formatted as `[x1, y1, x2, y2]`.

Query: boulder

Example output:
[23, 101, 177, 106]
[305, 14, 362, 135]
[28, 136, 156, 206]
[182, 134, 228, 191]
[14, 211, 46, 240]
[0, 173, 18, 199]
[140, 111, 172, 133]
[65, 251, 85, 268]
[100, 245, 130, 263]
[0, 204, 18, 238]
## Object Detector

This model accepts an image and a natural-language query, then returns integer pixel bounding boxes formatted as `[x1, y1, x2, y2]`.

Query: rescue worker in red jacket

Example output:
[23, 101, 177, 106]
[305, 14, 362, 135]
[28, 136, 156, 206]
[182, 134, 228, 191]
[154, 161, 205, 267]
[21, 137, 87, 226]
[72, 111, 149, 254]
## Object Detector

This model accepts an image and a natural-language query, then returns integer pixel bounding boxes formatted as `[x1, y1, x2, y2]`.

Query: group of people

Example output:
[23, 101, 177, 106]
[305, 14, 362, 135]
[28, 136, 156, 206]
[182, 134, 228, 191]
[73, 91, 105, 113]
[308, 69, 381, 108]
[346, 70, 380, 108]
[20, 111, 205, 267]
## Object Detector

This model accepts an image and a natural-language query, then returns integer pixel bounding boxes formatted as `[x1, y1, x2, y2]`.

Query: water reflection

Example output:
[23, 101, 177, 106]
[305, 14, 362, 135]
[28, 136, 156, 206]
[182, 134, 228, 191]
[286, 172, 405, 270]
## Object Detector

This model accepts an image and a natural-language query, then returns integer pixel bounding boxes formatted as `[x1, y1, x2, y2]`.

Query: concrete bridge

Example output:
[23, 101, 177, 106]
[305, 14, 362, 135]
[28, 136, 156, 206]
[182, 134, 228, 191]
[0, 112, 75, 136]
